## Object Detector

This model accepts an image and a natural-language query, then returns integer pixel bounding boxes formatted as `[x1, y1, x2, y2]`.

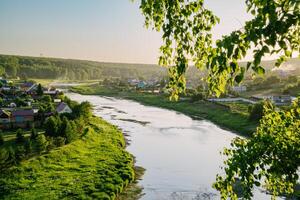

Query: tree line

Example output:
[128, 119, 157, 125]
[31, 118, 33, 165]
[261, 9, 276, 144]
[0, 54, 167, 81]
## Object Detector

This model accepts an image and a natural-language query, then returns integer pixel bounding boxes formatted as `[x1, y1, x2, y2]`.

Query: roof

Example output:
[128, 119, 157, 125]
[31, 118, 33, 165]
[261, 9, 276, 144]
[12, 109, 34, 117]
[44, 90, 58, 95]
[56, 102, 70, 113]
[0, 110, 10, 118]
[21, 82, 35, 88]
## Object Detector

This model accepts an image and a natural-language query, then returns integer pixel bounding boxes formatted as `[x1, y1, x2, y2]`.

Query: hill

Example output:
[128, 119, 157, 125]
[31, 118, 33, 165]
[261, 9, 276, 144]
[0, 54, 299, 82]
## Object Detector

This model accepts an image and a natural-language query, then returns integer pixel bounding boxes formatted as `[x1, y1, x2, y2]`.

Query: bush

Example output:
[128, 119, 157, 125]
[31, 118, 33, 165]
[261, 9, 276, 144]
[15, 145, 26, 161]
[44, 116, 60, 137]
[24, 139, 32, 155]
[30, 127, 38, 140]
[54, 137, 66, 147]
[0, 133, 4, 146]
[248, 102, 265, 121]
[34, 134, 47, 154]
[190, 92, 205, 102]
[15, 129, 25, 144]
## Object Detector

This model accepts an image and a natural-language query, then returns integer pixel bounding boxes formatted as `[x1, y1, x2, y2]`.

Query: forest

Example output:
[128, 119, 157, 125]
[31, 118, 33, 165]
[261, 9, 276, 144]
[0, 54, 167, 81]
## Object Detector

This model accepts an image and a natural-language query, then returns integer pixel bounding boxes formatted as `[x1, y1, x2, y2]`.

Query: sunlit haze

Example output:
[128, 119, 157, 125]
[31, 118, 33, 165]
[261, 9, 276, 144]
[0, 0, 253, 64]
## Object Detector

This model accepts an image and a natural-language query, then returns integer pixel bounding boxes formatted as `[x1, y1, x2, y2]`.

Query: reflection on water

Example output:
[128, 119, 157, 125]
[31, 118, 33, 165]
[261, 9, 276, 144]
[68, 93, 272, 200]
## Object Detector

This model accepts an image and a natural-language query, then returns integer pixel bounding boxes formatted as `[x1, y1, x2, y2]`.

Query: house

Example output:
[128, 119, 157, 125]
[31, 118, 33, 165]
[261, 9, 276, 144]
[128, 79, 139, 86]
[251, 95, 292, 106]
[137, 81, 147, 89]
[271, 95, 292, 106]
[20, 82, 35, 91]
[11, 109, 34, 128]
[44, 90, 59, 98]
[56, 102, 72, 114]
[231, 86, 247, 93]
[0, 109, 11, 127]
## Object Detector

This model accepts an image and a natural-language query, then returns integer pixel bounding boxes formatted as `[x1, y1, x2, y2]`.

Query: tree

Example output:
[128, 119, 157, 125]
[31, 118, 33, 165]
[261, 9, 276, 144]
[63, 119, 78, 144]
[140, 0, 299, 99]
[44, 116, 59, 137]
[73, 101, 92, 119]
[37, 83, 43, 96]
[42, 95, 52, 103]
[213, 100, 300, 199]
[248, 101, 265, 121]
[34, 134, 47, 154]
[139, 0, 300, 199]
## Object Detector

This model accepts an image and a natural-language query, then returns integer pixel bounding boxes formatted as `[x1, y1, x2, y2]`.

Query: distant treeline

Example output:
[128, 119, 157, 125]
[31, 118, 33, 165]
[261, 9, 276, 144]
[0, 54, 167, 80]
[1, 54, 299, 83]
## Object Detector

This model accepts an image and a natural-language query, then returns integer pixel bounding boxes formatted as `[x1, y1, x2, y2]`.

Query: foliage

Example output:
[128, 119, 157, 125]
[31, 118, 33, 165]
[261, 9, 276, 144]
[0, 54, 167, 81]
[34, 134, 47, 153]
[30, 127, 38, 140]
[213, 99, 300, 199]
[44, 116, 60, 137]
[73, 101, 93, 119]
[248, 101, 265, 121]
[140, 0, 219, 100]
[140, 0, 300, 98]
[0, 132, 4, 146]
[37, 83, 44, 96]
[15, 129, 25, 144]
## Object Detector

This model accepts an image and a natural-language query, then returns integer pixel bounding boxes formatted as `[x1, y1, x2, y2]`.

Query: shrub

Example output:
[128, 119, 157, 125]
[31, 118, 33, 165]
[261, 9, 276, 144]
[15, 145, 26, 161]
[30, 127, 38, 140]
[44, 116, 60, 137]
[248, 101, 265, 121]
[0, 133, 4, 146]
[34, 134, 47, 154]
[15, 129, 25, 144]
[24, 139, 32, 155]
[54, 137, 66, 147]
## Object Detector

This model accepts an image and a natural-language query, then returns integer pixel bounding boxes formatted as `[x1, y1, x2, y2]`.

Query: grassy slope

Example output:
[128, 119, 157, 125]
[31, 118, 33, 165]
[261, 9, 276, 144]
[0, 117, 142, 200]
[72, 85, 258, 137]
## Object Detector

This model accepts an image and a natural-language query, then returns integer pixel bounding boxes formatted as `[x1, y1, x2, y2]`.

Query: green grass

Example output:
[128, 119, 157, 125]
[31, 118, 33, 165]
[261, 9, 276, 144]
[72, 85, 258, 137]
[0, 117, 142, 200]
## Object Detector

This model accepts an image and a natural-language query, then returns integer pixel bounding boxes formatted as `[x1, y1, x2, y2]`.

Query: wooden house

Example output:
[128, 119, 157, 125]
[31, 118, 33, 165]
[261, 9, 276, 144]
[11, 109, 34, 128]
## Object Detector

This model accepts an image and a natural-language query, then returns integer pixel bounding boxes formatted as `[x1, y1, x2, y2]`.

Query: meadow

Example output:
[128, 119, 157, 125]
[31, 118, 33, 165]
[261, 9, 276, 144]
[0, 117, 143, 200]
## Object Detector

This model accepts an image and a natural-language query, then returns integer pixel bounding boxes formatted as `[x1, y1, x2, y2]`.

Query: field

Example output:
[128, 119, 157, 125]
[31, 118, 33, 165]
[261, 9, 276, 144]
[0, 117, 143, 200]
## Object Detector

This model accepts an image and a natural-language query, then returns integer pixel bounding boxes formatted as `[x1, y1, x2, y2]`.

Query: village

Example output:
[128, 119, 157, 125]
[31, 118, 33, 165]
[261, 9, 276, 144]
[0, 78, 72, 130]
[119, 77, 297, 107]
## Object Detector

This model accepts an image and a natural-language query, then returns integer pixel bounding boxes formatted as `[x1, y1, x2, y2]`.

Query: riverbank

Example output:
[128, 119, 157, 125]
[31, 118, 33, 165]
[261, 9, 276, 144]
[71, 85, 258, 137]
[0, 116, 144, 200]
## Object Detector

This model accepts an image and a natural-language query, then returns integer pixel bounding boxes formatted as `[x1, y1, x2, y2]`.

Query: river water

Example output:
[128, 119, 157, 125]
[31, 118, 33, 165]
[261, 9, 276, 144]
[68, 93, 272, 200]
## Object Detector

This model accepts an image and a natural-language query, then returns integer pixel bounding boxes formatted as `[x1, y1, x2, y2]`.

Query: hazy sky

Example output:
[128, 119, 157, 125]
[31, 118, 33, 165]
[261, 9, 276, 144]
[0, 0, 252, 64]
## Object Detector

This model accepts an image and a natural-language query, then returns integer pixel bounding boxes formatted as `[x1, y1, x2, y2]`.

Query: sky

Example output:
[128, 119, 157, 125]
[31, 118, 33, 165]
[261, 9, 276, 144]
[0, 0, 253, 64]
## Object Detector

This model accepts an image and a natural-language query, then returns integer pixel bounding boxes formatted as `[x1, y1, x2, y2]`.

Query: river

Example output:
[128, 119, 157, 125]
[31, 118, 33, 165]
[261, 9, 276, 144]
[68, 93, 272, 200]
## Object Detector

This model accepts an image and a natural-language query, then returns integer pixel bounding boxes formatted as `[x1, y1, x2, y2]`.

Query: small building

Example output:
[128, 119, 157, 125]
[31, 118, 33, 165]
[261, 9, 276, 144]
[56, 102, 72, 114]
[271, 95, 292, 106]
[251, 95, 292, 106]
[0, 109, 11, 125]
[44, 90, 59, 98]
[11, 109, 34, 128]
[231, 86, 247, 93]
[137, 81, 147, 89]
